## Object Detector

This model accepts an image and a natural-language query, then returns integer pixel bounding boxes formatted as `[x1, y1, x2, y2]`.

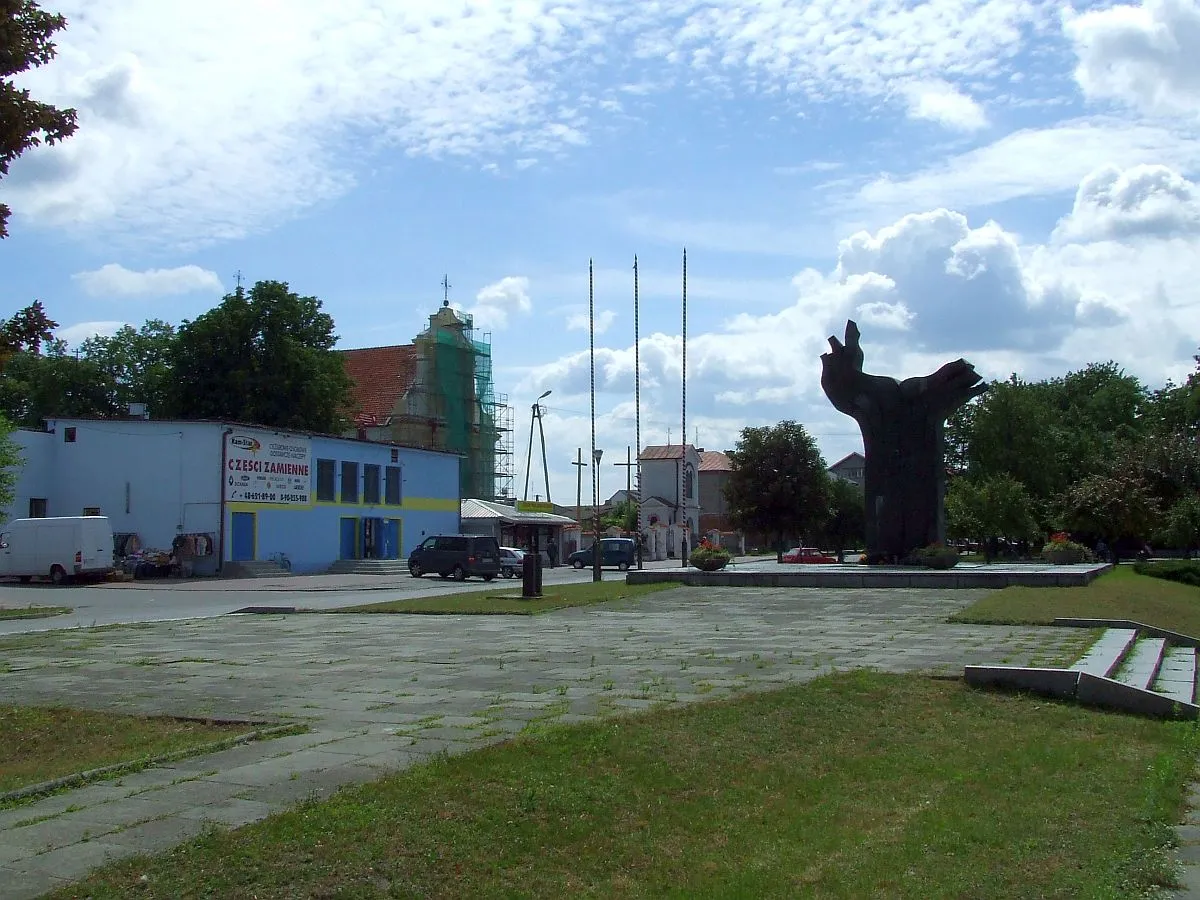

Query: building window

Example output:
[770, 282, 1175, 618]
[385, 466, 402, 505]
[340, 461, 359, 503]
[28, 498, 47, 518]
[364, 464, 381, 504]
[64, 427, 77, 443]
[83, 507, 101, 516]
[316, 459, 336, 501]
[390, 448, 399, 463]
[683, 463, 695, 500]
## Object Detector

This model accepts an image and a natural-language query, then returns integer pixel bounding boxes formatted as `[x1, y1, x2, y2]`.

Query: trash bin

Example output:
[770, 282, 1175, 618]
[522, 550, 542, 598]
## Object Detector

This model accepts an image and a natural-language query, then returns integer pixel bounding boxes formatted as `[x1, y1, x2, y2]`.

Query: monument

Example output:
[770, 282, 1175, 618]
[821, 320, 987, 563]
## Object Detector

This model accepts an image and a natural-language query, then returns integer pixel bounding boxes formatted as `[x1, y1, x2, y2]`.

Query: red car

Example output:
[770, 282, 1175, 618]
[781, 547, 836, 564]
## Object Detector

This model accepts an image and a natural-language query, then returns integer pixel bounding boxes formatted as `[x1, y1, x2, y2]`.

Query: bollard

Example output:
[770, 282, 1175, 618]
[522, 551, 541, 598]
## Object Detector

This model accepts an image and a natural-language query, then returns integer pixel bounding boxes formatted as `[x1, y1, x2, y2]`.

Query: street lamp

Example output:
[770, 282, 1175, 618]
[592, 447, 604, 582]
[522, 390, 553, 504]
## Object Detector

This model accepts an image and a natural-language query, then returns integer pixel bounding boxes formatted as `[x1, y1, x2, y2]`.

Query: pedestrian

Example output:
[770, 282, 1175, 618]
[547, 538, 558, 568]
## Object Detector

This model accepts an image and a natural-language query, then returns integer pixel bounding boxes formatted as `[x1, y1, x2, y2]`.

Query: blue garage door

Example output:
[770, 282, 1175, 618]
[339, 518, 358, 560]
[231, 512, 255, 562]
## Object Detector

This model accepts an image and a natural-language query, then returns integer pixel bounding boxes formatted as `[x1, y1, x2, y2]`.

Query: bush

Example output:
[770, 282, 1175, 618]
[690, 542, 732, 572]
[903, 544, 960, 569]
[1041, 539, 1091, 564]
[1134, 560, 1200, 588]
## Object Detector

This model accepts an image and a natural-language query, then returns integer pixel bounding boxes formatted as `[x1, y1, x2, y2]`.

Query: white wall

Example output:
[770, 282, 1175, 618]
[3, 430, 54, 524]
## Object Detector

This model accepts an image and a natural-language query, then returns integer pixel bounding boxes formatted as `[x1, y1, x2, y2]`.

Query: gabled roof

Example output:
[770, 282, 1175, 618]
[340, 345, 418, 421]
[828, 451, 866, 471]
[639, 444, 698, 461]
[698, 450, 732, 472]
[461, 498, 577, 525]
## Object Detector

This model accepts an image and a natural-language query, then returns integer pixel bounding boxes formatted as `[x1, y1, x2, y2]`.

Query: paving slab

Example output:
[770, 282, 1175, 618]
[0, 584, 1097, 892]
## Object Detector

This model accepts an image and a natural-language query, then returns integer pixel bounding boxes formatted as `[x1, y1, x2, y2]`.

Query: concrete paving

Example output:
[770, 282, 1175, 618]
[0, 584, 1097, 898]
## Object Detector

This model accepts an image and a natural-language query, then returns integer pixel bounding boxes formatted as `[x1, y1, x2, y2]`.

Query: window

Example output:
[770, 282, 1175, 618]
[683, 463, 696, 500]
[28, 498, 47, 518]
[364, 464, 381, 504]
[64, 427, 77, 443]
[340, 461, 359, 503]
[390, 448, 399, 463]
[316, 459, 336, 501]
[83, 507, 101, 516]
[385, 466, 402, 505]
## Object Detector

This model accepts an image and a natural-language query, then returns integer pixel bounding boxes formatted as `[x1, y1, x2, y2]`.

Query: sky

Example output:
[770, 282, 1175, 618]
[4, 0, 1200, 506]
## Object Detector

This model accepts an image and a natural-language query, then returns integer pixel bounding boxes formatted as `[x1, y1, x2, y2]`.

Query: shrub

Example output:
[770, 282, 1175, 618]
[1134, 560, 1200, 588]
[1041, 539, 1091, 564]
[903, 544, 960, 569]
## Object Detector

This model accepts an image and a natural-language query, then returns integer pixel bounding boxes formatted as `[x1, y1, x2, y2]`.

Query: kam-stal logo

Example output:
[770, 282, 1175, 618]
[230, 435, 262, 454]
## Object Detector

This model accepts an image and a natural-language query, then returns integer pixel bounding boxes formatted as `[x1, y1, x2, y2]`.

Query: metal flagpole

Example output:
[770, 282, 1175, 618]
[589, 259, 601, 583]
[634, 255, 643, 569]
[681, 247, 688, 569]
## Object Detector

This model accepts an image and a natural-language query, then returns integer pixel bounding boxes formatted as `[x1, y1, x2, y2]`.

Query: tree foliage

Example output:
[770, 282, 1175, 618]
[945, 474, 1039, 558]
[167, 281, 353, 434]
[0, 300, 55, 370]
[1, 0, 78, 237]
[1156, 495, 1200, 552]
[603, 499, 638, 533]
[1058, 473, 1159, 544]
[0, 412, 19, 513]
[724, 421, 829, 559]
[0, 339, 121, 426]
[817, 477, 865, 557]
[78, 320, 176, 416]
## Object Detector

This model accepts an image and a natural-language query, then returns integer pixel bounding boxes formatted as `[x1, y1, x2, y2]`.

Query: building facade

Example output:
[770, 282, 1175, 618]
[637, 444, 702, 560]
[6, 419, 460, 575]
[828, 451, 866, 485]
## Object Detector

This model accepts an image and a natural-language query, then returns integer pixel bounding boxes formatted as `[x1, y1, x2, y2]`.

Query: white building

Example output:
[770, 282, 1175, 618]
[637, 444, 701, 560]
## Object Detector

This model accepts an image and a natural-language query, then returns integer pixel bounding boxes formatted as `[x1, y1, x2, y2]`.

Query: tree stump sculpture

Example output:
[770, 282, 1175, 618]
[821, 321, 987, 563]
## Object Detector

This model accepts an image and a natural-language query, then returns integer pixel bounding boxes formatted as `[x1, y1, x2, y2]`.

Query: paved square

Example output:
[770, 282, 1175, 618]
[0, 586, 1093, 898]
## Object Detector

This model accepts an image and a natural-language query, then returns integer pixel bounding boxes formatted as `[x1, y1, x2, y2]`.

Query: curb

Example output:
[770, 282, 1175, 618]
[0, 722, 303, 804]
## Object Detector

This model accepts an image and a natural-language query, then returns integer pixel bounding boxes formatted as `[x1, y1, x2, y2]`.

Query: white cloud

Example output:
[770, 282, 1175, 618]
[1053, 163, 1200, 242]
[470, 276, 532, 330]
[1066, 0, 1200, 116]
[902, 80, 988, 131]
[851, 118, 1200, 222]
[71, 263, 222, 298]
[567, 310, 617, 334]
[55, 320, 127, 346]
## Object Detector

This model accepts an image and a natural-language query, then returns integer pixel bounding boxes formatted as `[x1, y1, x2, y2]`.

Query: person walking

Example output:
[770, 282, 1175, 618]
[547, 538, 558, 568]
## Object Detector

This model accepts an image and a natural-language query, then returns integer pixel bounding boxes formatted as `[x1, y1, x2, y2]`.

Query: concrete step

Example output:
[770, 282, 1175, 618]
[1112, 638, 1166, 691]
[1069, 628, 1138, 678]
[223, 560, 289, 579]
[1153, 647, 1197, 706]
[327, 559, 409, 576]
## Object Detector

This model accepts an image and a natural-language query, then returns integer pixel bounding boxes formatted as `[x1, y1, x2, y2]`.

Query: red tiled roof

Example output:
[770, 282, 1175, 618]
[698, 450, 732, 472]
[340, 345, 418, 421]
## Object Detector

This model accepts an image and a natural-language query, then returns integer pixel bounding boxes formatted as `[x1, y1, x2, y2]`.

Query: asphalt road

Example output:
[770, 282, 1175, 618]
[0, 561, 687, 635]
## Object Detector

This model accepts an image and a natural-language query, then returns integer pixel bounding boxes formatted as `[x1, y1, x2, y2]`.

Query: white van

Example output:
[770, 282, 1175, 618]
[0, 516, 115, 584]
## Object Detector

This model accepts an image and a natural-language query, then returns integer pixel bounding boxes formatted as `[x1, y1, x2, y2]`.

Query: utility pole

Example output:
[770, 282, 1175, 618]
[633, 254, 643, 569]
[571, 448, 587, 552]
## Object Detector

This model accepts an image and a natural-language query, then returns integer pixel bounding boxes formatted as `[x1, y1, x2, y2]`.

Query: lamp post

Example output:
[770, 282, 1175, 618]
[593, 447, 603, 583]
[522, 389, 553, 504]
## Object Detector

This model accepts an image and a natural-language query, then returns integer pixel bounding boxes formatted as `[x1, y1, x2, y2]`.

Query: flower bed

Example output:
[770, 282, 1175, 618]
[690, 540, 732, 573]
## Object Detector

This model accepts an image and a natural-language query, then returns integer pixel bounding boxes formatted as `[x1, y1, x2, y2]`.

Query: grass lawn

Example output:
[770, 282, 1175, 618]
[51, 671, 1197, 899]
[328, 580, 676, 615]
[0, 605, 71, 620]
[952, 565, 1200, 636]
[0, 707, 255, 795]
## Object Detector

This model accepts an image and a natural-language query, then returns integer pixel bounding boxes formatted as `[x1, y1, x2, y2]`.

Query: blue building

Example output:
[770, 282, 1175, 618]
[6, 418, 460, 575]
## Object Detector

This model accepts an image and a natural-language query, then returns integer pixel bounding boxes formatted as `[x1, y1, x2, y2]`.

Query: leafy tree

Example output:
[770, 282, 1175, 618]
[79, 320, 176, 415]
[167, 281, 353, 433]
[945, 475, 1039, 561]
[1, 0, 78, 237]
[0, 413, 19, 514]
[1058, 473, 1158, 549]
[1155, 495, 1200, 554]
[724, 421, 829, 561]
[965, 376, 1065, 507]
[816, 476, 865, 561]
[0, 339, 120, 426]
[603, 499, 637, 533]
[0, 300, 56, 370]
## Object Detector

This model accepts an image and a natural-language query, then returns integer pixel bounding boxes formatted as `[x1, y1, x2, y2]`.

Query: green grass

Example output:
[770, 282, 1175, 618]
[328, 580, 676, 615]
[951, 565, 1200, 635]
[0, 605, 71, 620]
[49, 671, 1198, 899]
[0, 706, 253, 794]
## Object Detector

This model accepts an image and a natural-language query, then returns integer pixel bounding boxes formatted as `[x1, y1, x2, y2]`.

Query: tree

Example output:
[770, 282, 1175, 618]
[0, 413, 19, 514]
[1, 1, 78, 237]
[1058, 473, 1159, 550]
[724, 421, 830, 561]
[603, 499, 637, 533]
[0, 300, 56, 370]
[1155, 495, 1200, 555]
[167, 281, 354, 433]
[945, 475, 1039, 561]
[79, 320, 177, 416]
[818, 476, 865, 561]
[0, 339, 121, 426]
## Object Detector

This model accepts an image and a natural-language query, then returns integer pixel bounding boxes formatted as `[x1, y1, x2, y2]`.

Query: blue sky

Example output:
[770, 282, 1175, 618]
[5, 0, 1200, 504]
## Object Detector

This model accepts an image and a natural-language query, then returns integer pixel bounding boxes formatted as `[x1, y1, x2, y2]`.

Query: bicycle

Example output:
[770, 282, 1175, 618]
[267, 551, 292, 573]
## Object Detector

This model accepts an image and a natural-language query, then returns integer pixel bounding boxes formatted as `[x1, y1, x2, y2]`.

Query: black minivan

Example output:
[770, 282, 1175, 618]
[408, 535, 501, 581]
[567, 537, 637, 571]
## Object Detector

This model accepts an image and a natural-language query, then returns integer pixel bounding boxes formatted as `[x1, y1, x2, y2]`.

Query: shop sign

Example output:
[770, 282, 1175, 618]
[225, 432, 311, 504]
[516, 500, 554, 513]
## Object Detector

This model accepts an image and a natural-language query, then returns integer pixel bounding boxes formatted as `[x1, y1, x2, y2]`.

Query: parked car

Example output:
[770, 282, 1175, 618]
[568, 537, 637, 571]
[0, 516, 114, 584]
[781, 547, 836, 564]
[408, 534, 501, 581]
[498, 546, 525, 578]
